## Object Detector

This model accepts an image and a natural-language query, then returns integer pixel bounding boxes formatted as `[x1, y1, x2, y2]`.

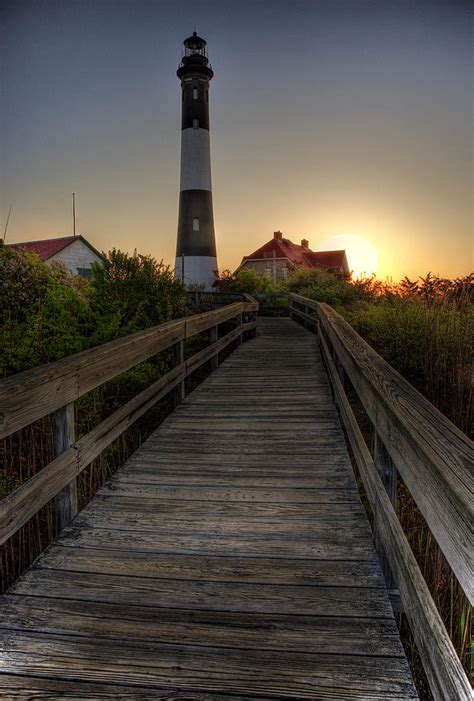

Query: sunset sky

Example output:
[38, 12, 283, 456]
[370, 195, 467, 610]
[1, 0, 472, 281]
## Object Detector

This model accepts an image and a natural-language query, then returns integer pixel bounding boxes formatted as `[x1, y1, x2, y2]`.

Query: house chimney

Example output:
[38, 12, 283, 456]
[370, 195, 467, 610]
[301, 238, 309, 249]
[274, 230, 283, 241]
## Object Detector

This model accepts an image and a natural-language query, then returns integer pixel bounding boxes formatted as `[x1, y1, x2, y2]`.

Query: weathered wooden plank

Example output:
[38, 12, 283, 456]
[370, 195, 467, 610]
[112, 471, 357, 490]
[99, 483, 359, 503]
[0, 632, 417, 699]
[82, 495, 367, 520]
[8, 569, 394, 619]
[320, 330, 472, 700]
[56, 523, 377, 559]
[27, 546, 384, 587]
[0, 674, 267, 700]
[72, 507, 373, 542]
[0, 595, 403, 657]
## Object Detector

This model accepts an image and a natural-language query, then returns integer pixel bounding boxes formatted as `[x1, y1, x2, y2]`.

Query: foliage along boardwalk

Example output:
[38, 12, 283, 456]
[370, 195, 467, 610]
[0, 318, 417, 699]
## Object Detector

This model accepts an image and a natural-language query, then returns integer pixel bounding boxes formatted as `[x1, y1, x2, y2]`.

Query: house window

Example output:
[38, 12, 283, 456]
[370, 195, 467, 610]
[76, 267, 92, 278]
[193, 88, 198, 99]
[282, 267, 289, 280]
[193, 118, 199, 130]
[193, 218, 200, 231]
[265, 267, 272, 280]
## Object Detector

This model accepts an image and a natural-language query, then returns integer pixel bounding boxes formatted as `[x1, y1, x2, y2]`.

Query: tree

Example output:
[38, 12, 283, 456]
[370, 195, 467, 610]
[89, 249, 186, 342]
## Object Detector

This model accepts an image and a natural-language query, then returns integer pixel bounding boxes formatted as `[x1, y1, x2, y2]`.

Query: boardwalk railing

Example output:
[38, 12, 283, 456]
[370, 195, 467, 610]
[0, 300, 258, 546]
[287, 293, 473, 700]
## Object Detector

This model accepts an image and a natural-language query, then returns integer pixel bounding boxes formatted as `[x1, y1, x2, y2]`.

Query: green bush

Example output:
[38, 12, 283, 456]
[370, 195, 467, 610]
[214, 267, 279, 295]
[90, 249, 186, 343]
[0, 247, 93, 376]
[284, 268, 370, 309]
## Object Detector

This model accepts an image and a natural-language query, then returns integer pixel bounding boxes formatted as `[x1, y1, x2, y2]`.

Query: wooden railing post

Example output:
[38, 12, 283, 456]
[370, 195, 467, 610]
[332, 349, 345, 387]
[374, 432, 397, 591]
[172, 339, 185, 407]
[237, 312, 243, 344]
[209, 324, 218, 371]
[52, 403, 77, 533]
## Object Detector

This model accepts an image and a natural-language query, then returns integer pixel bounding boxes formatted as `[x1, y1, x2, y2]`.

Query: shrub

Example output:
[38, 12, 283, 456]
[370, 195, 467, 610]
[214, 267, 279, 295]
[89, 249, 186, 343]
[0, 247, 93, 376]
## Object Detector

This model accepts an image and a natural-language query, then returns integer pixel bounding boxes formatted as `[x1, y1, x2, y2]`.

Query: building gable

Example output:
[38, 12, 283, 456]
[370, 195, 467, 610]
[7, 235, 103, 276]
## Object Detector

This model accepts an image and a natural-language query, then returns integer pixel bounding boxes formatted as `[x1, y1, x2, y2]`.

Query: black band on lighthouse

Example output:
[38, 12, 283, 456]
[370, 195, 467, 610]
[176, 190, 217, 258]
[181, 81, 210, 131]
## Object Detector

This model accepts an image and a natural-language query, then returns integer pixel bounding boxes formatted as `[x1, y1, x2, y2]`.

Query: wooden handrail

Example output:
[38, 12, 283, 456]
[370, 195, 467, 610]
[0, 302, 258, 544]
[316, 301, 473, 604]
[319, 329, 472, 699]
[289, 292, 473, 600]
[287, 292, 473, 699]
[0, 302, 251, 440]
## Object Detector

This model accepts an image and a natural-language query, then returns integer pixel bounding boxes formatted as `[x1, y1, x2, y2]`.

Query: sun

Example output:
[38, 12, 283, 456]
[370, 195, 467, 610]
[316, 234, 378, 279]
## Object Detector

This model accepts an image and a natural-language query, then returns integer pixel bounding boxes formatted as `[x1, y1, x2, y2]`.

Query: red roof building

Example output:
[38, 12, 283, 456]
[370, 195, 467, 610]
[7, 235, 102, 277]
[236, 231, 349, 284]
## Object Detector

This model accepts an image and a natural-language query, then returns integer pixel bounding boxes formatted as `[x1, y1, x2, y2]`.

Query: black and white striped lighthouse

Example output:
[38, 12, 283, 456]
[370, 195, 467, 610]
[175, 32, 218, 290]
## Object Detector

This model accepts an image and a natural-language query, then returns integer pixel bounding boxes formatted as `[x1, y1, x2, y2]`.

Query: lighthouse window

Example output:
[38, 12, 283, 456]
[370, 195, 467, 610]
[193, 88, 198, 100]
[193, 118, 199, 130]
[193, 218, 200, 231]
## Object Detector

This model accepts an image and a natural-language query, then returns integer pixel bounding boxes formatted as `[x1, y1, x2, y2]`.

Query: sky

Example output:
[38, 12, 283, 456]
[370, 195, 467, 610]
[1, 0, 472, 280]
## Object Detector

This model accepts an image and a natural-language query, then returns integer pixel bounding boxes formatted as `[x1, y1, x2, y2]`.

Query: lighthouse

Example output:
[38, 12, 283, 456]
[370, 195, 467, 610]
[175, 32, 218, 290]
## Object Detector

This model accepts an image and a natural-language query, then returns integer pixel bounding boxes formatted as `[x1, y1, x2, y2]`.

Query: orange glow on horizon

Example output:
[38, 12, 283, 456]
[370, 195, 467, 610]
[317, 234, 379, 279]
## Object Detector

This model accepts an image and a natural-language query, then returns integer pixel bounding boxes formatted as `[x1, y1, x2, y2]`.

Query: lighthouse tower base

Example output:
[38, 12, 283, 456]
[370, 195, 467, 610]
[174, 255, 218, 291]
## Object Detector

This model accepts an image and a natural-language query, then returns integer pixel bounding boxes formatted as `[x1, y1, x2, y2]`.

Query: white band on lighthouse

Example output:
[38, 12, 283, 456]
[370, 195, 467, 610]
[174, 256, 217, 290]
[180, 129, 212, 192]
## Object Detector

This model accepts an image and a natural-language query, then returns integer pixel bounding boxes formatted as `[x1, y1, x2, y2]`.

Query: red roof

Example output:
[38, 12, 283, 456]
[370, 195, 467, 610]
[306, 250, 348, 270]
[8, 235, 102, 262]
[239, 234, 349, 274]
[8, 236, 77, 261]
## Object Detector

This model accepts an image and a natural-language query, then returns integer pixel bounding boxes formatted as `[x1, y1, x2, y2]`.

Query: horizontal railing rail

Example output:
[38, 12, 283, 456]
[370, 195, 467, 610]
[288, 292, 473, 700]
[0, 300, 258, 545]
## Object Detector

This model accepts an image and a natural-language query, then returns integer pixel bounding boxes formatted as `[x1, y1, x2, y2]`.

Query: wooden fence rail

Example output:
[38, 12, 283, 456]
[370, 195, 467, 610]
[288, 292, 473, 700]
[0, 301, 258, 545]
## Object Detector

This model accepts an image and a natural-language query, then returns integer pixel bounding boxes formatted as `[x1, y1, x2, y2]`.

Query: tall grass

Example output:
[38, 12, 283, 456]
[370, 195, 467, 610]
[308, 272, 473, 689]
[346, 295, 473, 436]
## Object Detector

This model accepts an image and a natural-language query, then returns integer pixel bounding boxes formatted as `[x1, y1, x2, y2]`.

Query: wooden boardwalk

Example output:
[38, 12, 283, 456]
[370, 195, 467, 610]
[0, 318, 417, 699]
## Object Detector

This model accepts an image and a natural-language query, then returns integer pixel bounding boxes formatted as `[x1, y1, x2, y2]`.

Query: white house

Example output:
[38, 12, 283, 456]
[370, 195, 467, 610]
[8, 235, 102, 277]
